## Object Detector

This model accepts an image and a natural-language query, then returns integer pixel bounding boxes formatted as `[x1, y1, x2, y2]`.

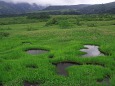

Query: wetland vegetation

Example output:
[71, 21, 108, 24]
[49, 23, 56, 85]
[0, 14, 115, 86]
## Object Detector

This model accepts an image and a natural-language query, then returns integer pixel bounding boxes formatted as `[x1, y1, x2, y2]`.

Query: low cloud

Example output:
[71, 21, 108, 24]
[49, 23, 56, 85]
[1, 0, 115, 5]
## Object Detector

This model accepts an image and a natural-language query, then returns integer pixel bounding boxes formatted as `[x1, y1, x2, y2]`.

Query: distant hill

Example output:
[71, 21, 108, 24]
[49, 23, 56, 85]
[0, 1, 115, 15]
[44, 2, 115, 14]
[0, 1, 45, 15]
[80, 2, 115, 14]
[43, 4, 90, 11]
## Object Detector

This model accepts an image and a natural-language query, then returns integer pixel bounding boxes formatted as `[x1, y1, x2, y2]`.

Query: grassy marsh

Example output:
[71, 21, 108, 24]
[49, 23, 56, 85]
[0, 15, 115, 86]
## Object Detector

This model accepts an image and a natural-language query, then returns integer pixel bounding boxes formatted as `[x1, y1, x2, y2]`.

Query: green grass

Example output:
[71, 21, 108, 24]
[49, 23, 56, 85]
[0, 15, 115, 86]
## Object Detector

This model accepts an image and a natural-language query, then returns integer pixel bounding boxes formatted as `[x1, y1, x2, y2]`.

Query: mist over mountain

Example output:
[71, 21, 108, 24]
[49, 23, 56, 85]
[0, 1, 115, 15]
[44, 2, 115, 14]
[0, 1, 46, 15]
[1, 0, 115, 5]
[80, 2, 115, 14]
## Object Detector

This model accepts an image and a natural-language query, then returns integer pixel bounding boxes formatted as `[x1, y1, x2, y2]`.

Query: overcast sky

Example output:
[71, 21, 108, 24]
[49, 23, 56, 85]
[1, 0, 115, 5]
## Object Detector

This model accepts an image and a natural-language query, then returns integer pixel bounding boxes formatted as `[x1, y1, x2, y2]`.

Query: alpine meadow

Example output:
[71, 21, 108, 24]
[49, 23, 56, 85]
[0, 1, 115, 86]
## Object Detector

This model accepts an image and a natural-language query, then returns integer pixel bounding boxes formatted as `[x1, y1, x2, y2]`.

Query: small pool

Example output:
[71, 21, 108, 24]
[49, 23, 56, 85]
[80, 45, 104, 57]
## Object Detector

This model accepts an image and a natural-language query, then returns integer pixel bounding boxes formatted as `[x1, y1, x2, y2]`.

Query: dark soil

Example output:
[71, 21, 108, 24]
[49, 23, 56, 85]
[22, 42, 31, 44]
[26, 64, 38, 69]
[0, 83, 3, 86]
[24, 81, 39, 86]
[97, 76, 110, 86]
[86, 62, 105, 67]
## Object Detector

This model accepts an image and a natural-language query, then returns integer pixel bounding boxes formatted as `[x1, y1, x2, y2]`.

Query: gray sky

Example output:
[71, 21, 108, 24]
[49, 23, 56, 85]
[1, 0, 115, 5]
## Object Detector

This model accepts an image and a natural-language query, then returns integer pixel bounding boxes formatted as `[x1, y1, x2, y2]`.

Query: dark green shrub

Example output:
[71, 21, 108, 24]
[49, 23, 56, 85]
[27, 13, 50, 19]
[76, 20, 82, 26]
[26, 64, 38, 69]
[58, 20, 73, 29]
[0, 81, 3, 86]
[49, 54, 54, 58]
[39, 13, 50, 19]
[0, 22, 7, 25]
[0, 32, 9, 38]
[45, 18, 58, 26]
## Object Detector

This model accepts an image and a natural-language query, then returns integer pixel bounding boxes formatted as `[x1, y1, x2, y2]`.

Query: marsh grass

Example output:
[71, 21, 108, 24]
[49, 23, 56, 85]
[0, 27, 12, 31]
[0, 32, 9, 39]
[26, 26, 38, 31]
[87, 23, 97, 27]
[0, 14, 115, 86]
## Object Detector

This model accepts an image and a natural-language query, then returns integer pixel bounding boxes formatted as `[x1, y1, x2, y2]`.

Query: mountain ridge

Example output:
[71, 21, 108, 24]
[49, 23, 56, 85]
[80, 2, 115, 14]
[0, 1, 115, 15]
[0, 1, 45, 15]
[43, 2, 115, 14]
[43, 4, 91, 11]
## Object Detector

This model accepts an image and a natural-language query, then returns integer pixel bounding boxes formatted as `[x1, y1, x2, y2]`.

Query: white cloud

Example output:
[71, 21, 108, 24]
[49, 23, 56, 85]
[1, 0, 115, 5]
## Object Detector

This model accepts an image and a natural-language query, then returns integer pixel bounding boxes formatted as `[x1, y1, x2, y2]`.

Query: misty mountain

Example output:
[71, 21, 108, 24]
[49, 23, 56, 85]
[0, 1, 115, 15]
[44, 2, 115, 14]
[0, 1, 45, 15]
[80, 2, 115, 14]
[43, 4, 90, 11]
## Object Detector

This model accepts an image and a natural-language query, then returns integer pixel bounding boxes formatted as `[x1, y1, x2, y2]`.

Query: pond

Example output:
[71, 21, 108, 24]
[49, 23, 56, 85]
[26, 49, 49, 55]
[80, 45, 104, 57]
